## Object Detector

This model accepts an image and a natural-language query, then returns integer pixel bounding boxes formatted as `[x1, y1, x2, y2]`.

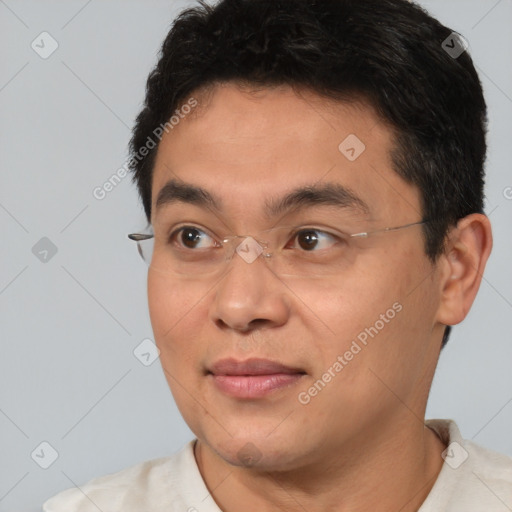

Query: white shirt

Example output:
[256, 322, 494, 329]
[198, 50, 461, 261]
[43, 419, 512, 511]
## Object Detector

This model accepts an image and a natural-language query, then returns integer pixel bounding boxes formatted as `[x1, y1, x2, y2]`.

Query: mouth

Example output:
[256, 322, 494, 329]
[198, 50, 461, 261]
[206, 358, 307, 399]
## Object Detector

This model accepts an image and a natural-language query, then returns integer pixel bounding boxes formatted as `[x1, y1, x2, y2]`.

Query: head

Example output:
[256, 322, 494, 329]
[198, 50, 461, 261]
[128, 0, 492, 470]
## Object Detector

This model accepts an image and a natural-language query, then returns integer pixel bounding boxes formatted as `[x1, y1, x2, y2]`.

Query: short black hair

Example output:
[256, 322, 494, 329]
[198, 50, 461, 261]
[129, 0, 488, 347]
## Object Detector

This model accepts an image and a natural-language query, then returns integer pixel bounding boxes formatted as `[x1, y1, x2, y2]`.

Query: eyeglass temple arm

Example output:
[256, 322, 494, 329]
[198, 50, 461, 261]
[128, 233, 154, 241]
[349, 219, 430, 238]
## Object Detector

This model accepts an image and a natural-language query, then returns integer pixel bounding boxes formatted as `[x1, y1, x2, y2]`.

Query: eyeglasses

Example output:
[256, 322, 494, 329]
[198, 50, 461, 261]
[128, 220, 429, 279]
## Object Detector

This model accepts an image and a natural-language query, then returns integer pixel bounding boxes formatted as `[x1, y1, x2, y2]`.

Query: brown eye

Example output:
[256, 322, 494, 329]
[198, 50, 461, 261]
[297, 230, 319, 250]
[171, 227, 216, 249]
[181, 228, 202, 248]
[290, 229, 339, 252]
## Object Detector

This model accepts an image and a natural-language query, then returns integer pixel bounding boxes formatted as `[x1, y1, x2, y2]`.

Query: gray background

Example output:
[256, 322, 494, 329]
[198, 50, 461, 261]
[0, 0, 511, 510]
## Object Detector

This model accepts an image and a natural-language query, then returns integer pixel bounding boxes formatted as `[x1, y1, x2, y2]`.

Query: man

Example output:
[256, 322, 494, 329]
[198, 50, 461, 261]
[43, 0, 512, 510]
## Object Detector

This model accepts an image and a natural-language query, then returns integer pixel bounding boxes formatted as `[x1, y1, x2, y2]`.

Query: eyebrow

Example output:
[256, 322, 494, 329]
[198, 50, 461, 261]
[154, 178, 369, 218]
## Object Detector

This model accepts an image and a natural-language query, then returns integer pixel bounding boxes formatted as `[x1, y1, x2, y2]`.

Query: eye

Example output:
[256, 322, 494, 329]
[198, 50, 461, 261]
[289, 229, 340, 252]
[170, 226, 218, 250]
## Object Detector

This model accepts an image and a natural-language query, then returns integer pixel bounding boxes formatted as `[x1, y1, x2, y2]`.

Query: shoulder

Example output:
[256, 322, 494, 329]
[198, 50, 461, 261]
[429, 418, 512, 479]
[42, 440, 215, 512]
[463, 436, 512, 490]
[422, 419, 512, 511]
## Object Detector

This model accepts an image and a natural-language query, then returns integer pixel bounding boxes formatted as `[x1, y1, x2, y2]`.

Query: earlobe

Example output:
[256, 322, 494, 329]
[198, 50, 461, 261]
[435, 214, 493, 327]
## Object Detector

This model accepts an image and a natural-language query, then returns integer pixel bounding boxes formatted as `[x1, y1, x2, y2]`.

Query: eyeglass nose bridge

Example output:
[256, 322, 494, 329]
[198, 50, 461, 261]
[222, 235, 273, 263]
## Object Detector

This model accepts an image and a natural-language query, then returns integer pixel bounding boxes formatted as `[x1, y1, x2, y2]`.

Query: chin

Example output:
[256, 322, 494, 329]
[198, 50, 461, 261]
[202, 430, 310, 472]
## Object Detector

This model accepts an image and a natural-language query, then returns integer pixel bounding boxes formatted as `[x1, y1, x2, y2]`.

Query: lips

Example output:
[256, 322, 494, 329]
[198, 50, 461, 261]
[208, 357, 306, 376]
[207, 358, 306, 399]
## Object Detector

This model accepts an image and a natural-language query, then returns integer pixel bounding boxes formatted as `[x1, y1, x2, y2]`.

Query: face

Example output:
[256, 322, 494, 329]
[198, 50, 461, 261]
[148, 83, 445, 471]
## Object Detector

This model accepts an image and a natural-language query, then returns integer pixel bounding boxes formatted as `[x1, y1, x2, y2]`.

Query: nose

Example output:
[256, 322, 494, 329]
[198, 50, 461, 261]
[209, 246, 290, 333]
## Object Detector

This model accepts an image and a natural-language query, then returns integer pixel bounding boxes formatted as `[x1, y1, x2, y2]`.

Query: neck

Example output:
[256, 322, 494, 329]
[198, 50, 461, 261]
[194, 417, 446, 512]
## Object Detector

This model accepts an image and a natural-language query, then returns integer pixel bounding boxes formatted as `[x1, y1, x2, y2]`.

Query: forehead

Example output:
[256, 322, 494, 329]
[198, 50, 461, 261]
[151, 83, 421, 224]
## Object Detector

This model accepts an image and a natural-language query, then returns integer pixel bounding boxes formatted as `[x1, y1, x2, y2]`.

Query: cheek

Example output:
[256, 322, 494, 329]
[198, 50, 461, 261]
[147, 274, 209, 436]
[148, 273, 178, 338]
[147, 273, 208, 363]
[308, 263, 399, 336]
[305, 252, 426, 373]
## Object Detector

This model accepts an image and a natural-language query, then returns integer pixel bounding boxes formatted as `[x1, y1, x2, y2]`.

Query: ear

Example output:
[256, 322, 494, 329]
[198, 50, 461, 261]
[435, 213, 493, 327]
